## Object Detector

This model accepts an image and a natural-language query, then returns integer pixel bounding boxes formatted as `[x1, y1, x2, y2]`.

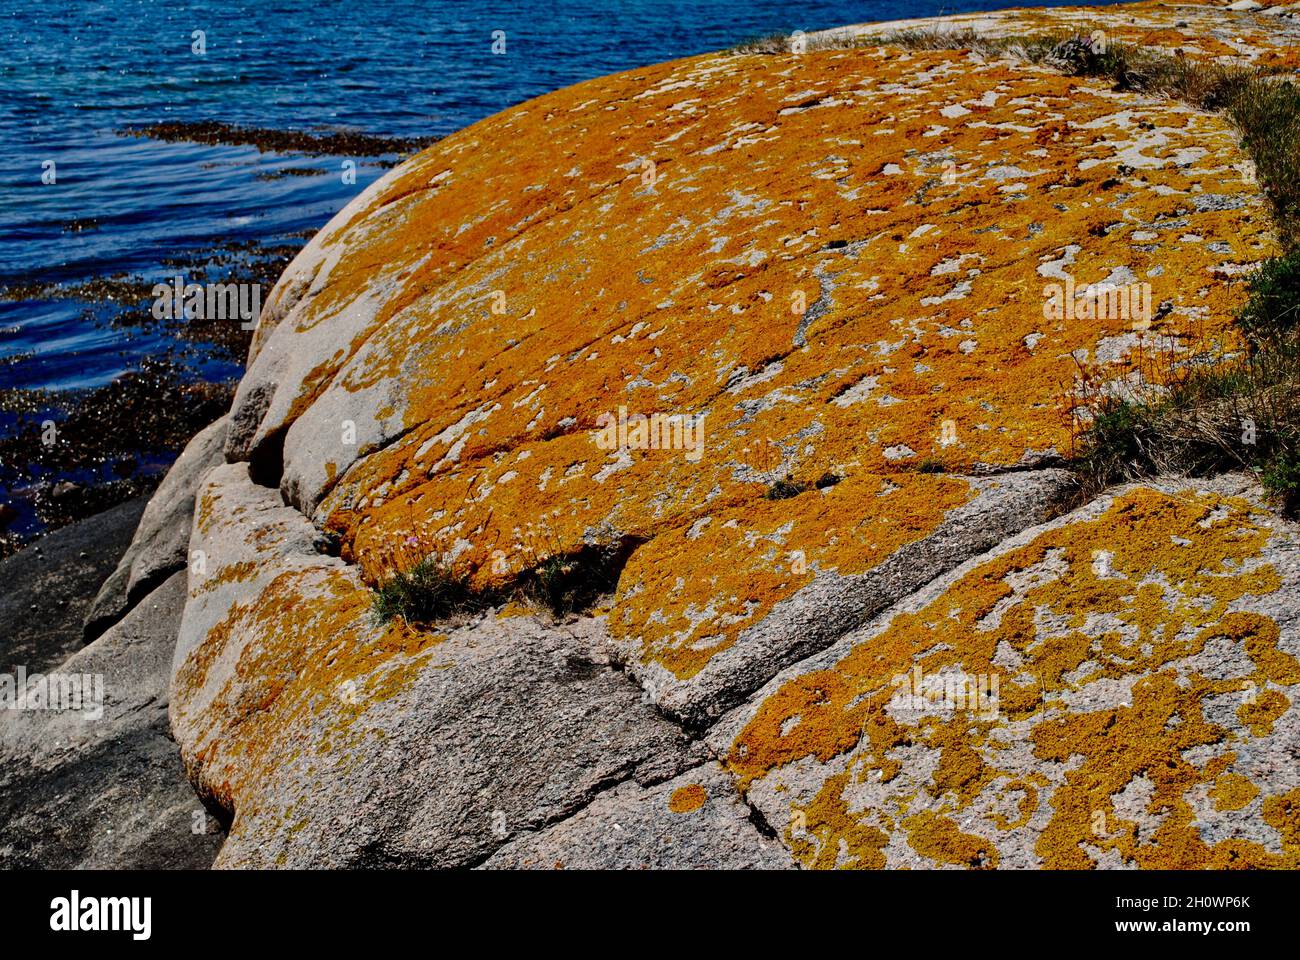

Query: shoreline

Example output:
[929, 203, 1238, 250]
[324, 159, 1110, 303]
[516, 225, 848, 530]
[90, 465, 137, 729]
[0, 360, 235, 558]
[0, 122, 423, 555]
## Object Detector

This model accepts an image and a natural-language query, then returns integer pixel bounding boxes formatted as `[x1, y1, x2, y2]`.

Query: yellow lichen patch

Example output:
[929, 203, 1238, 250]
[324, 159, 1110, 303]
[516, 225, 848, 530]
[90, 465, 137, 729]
[905, 810, 999, 869]
[989, 779, 1039, 831]
[1238, 687, 1290, 737]
[788, 769, 890, 869]
[668, 784, 708, 814]
[1212, 773, 1260, 812]
[495, 600, 535, 620]
[610, 473, 972, 679]
[175, 566, 441, 811]
[728, 486, 1300, 868]
[1263, 788, 1300, 848]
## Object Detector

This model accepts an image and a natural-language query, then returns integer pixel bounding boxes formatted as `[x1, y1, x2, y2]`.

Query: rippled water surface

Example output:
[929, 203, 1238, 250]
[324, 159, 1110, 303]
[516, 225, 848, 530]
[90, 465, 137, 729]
[0, 0, 1125, 389]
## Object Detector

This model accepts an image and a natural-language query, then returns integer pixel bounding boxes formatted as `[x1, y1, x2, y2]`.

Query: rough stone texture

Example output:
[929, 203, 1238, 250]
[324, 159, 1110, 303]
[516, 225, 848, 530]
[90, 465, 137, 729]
[85, 415, 229, 641]
[0, 572, 224, 869]
[710, 476, 1300, 869]
[610, 469, 1077, 725]
[173, 461, 338, 681]
[0, 496, 145, 677]
[174, 463, 705, 868]
[482, 763, 793, 869]
[162, 1, 1300, 868]
[224, 163, 419, 464]
[813, 0, 1300, 70]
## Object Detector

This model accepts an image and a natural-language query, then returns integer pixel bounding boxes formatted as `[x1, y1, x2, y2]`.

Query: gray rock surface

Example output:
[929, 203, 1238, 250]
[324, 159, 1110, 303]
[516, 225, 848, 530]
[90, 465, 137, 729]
[0, 496, 145, 677]
[213, 612, 710, 868]
[84, 415, 228, 641]
[482, 763, 793, 869]
[0, 572, 224, 869]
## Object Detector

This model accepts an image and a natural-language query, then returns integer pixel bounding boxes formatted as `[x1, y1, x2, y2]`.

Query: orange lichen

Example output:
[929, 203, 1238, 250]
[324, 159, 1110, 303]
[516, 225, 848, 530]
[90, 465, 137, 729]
[296, 35, 1271, 700]
[611, 473, 972, 678]
[1238, 688, 1290, 737]
[788, 769, 890, 869]
[892, 2, 1300, 74]
[1263, 788, 1300, 848]
[1211, 773, 1260, 812]
[989, 779, 1039, 831]
[729, 487, 1297, 868]
[668, 784, 708, 814]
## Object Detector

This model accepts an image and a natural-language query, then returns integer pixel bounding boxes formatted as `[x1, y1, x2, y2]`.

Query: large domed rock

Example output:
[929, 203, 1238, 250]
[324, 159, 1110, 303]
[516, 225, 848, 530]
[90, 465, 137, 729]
[162, 1, 1300, 867]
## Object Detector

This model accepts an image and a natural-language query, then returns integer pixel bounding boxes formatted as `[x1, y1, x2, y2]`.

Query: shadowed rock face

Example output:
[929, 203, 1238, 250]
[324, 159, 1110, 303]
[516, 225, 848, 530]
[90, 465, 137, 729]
[0, 426, 230, 870]
[159, 1, 1300, 868]
[0, 496, 146, 677]
[1, 572, 224, 869]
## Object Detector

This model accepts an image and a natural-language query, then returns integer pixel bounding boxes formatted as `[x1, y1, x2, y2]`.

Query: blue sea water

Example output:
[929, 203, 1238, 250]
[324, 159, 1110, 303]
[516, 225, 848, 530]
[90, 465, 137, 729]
[0, 0, 1121, 394]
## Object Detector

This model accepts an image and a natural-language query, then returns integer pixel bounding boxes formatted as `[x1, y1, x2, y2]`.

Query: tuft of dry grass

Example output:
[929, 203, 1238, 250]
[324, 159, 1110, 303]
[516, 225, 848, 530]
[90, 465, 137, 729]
[1071, 253, 1300, 513]
[371, 554, 486, 626]
[371, 537, 639, 625]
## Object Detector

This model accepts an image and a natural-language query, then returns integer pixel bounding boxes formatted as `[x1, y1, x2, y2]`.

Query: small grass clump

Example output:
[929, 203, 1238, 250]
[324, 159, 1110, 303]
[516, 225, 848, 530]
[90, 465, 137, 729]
[729, 28, 866, 55]
[1237, 250, 1300, 339]
[371, 555, 487, 626]
[766, 476, 810, 500]
[372, 538, 640, 626]
[730, 33, 797, 55]
[1071, 254, 1300, 513]
[880, 26, 1065, 63]
[765, 471, 841, 499]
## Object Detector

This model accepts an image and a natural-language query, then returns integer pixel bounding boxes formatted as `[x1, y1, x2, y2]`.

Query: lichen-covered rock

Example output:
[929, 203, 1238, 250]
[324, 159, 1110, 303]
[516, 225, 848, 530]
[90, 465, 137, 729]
[710, 476, 1300, 869]
[303, 46, 1269, 561]
[163, 0, 1300, 868]
[224, 6, 1272, 714]
[173, 463, 705, 867]
[611, 468, 1077, 724]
